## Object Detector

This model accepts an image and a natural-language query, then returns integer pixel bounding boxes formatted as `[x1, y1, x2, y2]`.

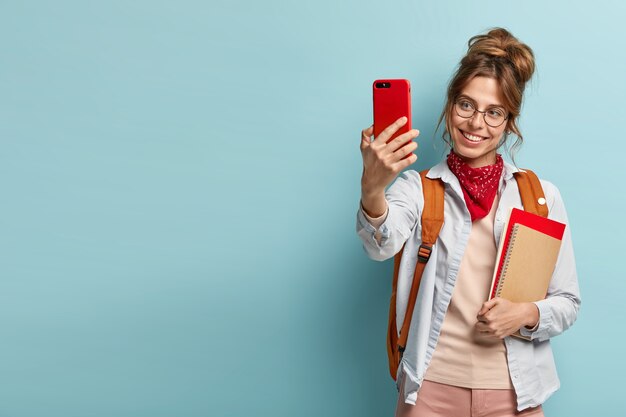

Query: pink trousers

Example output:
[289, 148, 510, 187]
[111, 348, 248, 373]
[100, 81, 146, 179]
[395, 379, 545, 417]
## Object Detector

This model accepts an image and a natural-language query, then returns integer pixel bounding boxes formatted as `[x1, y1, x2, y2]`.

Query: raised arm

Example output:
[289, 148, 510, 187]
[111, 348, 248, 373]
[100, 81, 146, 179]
[356, 117, 422, 261]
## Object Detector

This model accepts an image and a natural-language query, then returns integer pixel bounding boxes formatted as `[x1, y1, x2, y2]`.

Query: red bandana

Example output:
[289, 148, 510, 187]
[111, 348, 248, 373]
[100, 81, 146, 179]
[446, 152, 504, 222]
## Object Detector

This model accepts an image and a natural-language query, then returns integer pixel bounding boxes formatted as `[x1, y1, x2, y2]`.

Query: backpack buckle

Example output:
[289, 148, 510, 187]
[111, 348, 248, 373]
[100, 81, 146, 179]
[417, 244, 433, 263]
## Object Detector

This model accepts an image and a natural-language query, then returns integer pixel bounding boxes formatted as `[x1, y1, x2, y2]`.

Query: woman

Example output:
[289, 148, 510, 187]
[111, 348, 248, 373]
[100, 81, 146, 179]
[356, 28, 580, 417]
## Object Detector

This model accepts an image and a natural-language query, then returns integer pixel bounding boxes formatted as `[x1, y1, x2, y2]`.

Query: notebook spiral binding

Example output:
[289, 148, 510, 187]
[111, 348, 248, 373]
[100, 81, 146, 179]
[495, 224, 521, 298]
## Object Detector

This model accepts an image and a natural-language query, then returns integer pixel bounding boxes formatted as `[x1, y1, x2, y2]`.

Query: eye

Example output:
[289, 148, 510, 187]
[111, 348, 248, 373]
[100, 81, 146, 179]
[487, 108, 506, 118]
[458, 100, 474, 110]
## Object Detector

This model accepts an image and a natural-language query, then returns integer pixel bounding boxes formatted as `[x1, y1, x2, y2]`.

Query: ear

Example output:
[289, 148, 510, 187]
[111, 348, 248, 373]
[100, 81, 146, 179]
[505, 119, 514, 134]
[496, 131, 509, 149]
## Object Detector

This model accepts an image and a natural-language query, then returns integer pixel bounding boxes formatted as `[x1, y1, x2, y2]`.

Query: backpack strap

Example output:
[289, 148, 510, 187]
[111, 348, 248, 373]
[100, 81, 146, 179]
[387, 170, 444, 380]
[513, 169, 548, 218]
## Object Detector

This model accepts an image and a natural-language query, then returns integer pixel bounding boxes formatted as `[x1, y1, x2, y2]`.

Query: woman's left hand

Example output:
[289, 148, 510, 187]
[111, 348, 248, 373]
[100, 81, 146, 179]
[475, 298, 539, 339]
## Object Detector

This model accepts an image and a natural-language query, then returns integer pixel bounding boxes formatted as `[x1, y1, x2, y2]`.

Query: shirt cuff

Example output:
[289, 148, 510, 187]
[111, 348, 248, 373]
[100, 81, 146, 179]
[524, 321, 540, 332]
[360, 200, 389, 229]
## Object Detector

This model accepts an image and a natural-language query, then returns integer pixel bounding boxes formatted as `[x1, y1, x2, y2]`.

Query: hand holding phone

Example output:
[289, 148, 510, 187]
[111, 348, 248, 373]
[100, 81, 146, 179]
[359, 79, 420, 196]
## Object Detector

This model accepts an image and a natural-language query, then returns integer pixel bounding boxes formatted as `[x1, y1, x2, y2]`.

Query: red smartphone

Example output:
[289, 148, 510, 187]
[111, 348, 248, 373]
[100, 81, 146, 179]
[373, 79, 412, 152]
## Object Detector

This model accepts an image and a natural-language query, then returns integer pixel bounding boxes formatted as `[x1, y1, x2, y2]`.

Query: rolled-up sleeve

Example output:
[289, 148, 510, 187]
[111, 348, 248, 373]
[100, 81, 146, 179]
[361, 202, 389, 246]
[356, 170, 423, 262]
[519, 183, 581, 341]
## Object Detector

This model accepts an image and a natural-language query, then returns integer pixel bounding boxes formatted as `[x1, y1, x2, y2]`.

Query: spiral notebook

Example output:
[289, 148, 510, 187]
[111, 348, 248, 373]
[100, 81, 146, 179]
[489, 208, 566, 339]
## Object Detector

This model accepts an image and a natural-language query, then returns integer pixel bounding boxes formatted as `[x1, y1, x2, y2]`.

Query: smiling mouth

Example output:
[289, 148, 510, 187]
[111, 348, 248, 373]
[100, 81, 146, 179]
[460, 129, 488, 142]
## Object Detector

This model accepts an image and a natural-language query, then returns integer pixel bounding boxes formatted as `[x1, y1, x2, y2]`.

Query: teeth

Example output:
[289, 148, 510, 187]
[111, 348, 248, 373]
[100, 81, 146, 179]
[462, 131, 486, 142]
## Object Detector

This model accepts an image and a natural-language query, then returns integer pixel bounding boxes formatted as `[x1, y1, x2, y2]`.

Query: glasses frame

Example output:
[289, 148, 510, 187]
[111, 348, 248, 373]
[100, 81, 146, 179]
[453, 99, 509, 128]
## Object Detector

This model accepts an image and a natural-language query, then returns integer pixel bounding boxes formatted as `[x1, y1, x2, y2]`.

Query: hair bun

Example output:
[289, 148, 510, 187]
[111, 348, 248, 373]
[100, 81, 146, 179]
[467, 28, 535, 85]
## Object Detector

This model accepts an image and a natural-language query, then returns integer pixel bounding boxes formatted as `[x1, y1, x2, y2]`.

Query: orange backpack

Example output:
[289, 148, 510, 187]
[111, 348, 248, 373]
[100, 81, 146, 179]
[386, 168, 548, 381]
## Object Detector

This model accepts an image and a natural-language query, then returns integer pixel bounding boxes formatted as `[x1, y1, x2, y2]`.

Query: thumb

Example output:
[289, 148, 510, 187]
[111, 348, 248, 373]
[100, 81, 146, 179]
[478, 297, 499, 316]
[361, 125, 374, 150]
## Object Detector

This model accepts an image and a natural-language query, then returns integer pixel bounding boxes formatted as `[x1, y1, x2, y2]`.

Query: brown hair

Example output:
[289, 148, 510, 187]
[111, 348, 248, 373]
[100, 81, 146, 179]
[436, 27, 535, 161]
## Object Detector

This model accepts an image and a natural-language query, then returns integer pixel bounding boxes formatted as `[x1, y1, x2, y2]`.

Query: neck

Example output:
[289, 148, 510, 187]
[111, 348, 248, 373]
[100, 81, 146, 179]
[452, 150, 498, 168]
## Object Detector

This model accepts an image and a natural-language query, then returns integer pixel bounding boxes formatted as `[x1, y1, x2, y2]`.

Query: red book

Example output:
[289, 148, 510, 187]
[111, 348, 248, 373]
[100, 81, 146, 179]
[489, 208, 566, 301]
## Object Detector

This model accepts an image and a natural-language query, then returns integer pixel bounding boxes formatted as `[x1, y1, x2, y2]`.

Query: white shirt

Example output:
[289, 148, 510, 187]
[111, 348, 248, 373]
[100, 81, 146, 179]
[355, 159, 581, 411]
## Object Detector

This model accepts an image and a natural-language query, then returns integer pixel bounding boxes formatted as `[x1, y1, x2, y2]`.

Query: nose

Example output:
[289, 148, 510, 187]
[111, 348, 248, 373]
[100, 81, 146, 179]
[468, 111, 485, 129]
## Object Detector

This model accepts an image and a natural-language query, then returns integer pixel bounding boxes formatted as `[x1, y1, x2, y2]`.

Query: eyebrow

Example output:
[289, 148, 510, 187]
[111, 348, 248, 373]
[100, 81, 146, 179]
[458, 94, 505, 109]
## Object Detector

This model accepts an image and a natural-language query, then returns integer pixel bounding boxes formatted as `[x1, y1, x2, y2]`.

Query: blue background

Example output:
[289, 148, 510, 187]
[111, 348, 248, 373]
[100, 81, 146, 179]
[0, 1, 623, 416]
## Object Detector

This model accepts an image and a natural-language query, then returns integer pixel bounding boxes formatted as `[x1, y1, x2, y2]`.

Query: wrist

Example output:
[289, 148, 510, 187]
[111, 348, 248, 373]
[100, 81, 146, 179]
[361, 189, 385, 205]
[360, 177, 384, 197]
[360, 181, 386, 217]
[523, 302, 540, 329]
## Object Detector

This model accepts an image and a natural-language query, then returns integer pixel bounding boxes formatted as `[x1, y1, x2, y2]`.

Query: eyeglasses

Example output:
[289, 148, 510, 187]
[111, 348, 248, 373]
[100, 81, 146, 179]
[454, 99, 508, 128]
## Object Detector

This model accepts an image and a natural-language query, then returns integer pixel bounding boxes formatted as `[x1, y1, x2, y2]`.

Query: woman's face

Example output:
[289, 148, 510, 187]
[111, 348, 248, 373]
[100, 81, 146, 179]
[449, 76, 509, 168]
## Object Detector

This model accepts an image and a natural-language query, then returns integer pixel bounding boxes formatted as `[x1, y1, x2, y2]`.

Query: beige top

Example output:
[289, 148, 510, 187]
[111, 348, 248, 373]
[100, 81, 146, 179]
[363, 194, 513, 389]
[424, 194, 513, 389]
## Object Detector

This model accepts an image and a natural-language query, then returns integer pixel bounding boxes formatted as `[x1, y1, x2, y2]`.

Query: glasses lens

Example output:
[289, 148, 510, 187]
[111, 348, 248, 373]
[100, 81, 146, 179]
[455, 100, 474, 118]
[485, 108, 506, 127]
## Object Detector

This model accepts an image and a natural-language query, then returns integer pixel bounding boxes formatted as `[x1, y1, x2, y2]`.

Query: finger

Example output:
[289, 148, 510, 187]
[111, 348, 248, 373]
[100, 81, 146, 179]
[479, 298, 499, 315]
[391, 152, 417, 172]
[474, 322, 491, 333]
[375, 116, 407, 144]
[391, 139, 418, 162]
[476, 322, 500, 338]
[388, 129, 420, 153]
[476, 313, 490, 325]
[361, 125, 374, 141]
[360, 125, 374, 150]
